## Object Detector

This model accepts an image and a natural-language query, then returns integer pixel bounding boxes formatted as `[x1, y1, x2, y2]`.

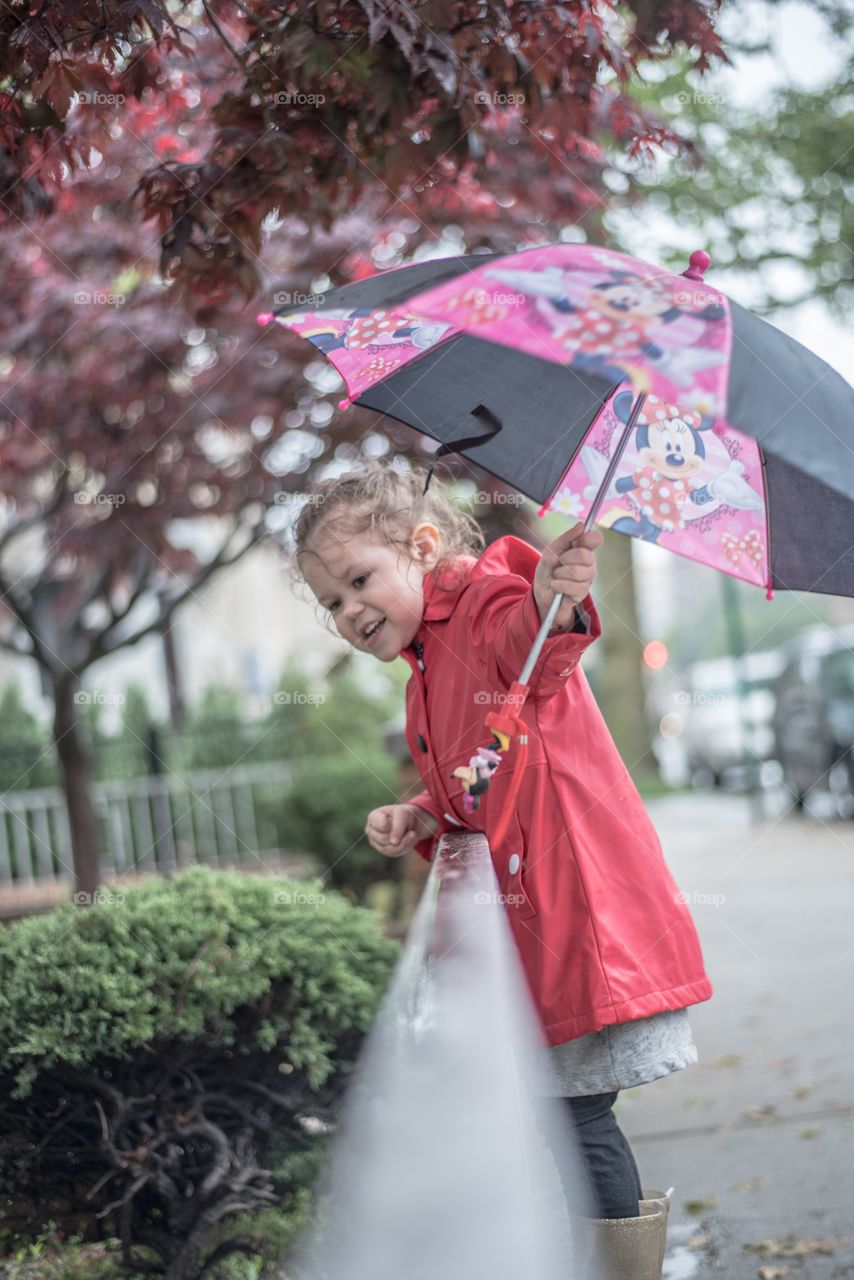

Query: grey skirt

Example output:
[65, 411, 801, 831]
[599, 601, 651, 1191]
[535, 1007, 698, 1098]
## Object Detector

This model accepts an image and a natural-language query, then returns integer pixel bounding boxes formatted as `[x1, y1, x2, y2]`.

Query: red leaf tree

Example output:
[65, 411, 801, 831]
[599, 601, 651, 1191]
[0, 2, 726, 897]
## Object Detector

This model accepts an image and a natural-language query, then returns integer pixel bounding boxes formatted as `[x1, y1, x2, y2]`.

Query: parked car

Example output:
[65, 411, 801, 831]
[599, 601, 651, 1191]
[773, 625, 854, 807]
[678, 650, 785, 787]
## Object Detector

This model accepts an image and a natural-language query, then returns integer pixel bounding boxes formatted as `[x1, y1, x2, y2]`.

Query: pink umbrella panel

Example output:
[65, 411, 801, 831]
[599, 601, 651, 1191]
[262, 246, 771, 594]
[540, 389, 769, 593]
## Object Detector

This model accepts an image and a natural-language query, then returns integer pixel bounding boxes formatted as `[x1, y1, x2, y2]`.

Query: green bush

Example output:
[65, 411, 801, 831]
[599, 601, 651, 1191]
[260, 656, 401, 765]
[0, 1201, 310, 1280]
[0, 867, 397, 1279]
[257, 751, 400, 900]
[0, 682, 56, 791]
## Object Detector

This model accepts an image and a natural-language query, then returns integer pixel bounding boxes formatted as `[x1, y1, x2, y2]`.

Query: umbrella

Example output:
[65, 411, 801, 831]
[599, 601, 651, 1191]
[259, 244, 854, 840]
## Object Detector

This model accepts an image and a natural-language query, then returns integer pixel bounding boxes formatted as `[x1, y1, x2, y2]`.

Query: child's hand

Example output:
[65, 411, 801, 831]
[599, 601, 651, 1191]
[533, 523, 603, 632]
[364, 803, 440, 857]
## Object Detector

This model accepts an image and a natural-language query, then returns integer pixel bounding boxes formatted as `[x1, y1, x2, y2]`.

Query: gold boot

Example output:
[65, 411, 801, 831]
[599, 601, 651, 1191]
[570, 1191, 669, 1280]
[639, 1187, 673, 1275]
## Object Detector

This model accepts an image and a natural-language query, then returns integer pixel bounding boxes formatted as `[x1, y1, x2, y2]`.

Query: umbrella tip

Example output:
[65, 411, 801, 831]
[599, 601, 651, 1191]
[257, 312, 274, 326]
[682, 250, 712, 282]
[338, 397, 352, 411]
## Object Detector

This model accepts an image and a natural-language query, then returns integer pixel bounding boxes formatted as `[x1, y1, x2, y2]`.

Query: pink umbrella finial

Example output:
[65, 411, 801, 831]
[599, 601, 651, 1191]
[257, 312, 274, 326]
[682, 250, 711, 282]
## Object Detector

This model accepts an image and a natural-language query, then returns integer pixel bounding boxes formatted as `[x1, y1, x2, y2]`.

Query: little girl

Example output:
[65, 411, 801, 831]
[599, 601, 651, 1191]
[293, 461, 712, 1280]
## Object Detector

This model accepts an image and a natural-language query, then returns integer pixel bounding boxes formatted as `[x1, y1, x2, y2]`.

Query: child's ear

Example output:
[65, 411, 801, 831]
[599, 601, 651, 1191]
[411, 522, 441, 565]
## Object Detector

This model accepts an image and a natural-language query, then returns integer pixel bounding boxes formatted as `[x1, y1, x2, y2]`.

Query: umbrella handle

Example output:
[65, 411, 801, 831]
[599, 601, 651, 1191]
[518, 390, 647, 686]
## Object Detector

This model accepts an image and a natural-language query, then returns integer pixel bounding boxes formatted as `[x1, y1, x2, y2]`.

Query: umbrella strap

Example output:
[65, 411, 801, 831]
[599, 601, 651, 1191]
[483, 680, 530, 850]
[423, 405, 503, 494]
[491, 728, 529, 851]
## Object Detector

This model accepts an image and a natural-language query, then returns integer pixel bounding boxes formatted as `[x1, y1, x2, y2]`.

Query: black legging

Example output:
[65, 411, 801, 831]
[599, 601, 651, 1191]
[542, 1091, 643, 1219]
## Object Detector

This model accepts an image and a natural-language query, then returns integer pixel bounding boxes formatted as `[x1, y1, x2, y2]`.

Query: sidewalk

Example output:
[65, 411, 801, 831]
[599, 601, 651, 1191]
[620, 793, 854, 1279]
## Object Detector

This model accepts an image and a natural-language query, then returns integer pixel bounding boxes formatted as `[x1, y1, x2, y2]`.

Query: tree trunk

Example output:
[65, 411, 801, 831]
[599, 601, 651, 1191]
[162, 622, 186, 729]
[52, 675, 101, 900]
[593, 531, 659, 787]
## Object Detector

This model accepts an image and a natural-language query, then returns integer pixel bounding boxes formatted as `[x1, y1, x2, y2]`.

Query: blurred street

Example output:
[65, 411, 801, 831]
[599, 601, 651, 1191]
[619, 793, 854, 1278]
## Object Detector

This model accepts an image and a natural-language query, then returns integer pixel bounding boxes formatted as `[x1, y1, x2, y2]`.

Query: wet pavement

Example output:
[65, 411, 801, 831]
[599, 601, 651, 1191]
[617, 791, 854, 1278]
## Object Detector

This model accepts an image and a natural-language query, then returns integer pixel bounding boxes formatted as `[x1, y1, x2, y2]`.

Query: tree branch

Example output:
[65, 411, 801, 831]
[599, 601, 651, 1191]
[0, 466, 68, 558]
[80, 546, 154, 668]
[0, 573, 55, 674]
[98, 515, 269, 658]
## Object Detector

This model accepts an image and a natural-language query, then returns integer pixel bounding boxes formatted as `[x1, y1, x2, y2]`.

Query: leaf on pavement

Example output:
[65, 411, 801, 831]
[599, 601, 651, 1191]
[743, 1104, 778, 1123]
[687, 1234, 712, 1249]
[744, 1236, 848, 1259]
[684, 1195, 717, 1214]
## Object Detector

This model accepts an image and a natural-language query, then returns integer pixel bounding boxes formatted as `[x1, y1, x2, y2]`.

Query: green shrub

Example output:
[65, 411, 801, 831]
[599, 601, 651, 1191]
[0, 868, 397, 1280]
[0, 683, 56, 791]
[257, 751, 399, 900]
[0, 1201, 311, 1280]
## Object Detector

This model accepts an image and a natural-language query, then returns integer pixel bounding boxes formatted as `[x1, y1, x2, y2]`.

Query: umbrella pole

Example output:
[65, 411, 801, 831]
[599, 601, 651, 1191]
[518, 391, 648, 686]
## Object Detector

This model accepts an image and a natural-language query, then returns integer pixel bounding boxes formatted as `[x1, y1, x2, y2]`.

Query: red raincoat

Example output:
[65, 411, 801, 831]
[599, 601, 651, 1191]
[401, 535, 712, 1046]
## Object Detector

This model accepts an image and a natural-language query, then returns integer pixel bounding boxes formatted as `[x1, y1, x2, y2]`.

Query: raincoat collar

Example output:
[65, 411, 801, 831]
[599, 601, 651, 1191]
[419, 535, 541, 624]
[420, 555, 478, 622]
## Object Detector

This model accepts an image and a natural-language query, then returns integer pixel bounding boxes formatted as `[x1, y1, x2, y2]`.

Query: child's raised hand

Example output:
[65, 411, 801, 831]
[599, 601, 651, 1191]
[533, 522, 603, 631]
[364, 803, 439, 857]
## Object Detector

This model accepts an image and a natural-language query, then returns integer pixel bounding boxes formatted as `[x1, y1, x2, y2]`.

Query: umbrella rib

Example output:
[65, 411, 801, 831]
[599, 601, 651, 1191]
[758, 443, 775, 598]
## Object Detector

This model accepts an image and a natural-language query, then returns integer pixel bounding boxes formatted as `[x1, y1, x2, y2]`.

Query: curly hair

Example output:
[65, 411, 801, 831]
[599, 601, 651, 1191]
[288, 461, 485, 621]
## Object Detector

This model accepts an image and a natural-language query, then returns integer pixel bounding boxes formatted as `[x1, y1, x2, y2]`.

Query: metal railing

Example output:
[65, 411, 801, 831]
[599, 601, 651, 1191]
[0, 761, 293, 887]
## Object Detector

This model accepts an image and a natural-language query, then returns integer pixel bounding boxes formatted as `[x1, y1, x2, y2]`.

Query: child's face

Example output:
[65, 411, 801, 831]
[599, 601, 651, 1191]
[301, 523, 441, 662]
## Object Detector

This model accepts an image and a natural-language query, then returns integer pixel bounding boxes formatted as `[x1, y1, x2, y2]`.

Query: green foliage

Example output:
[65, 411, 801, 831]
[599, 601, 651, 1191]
[262, 655, 402, 763]
[0, 865, 397, 1101]
[0, 1226, 130, 1280]
[615, 10, 854, 314]
[0, 870, 397, 1276]
[179, 684, 256, 771]
[0, 682, 56, 791]
[205, 1195, 312, 1280]
[83, 659, 406, 782]
[263, 751, 400, 900]
[90, 683, 159, 781]
[0, 1200, 311, 1279]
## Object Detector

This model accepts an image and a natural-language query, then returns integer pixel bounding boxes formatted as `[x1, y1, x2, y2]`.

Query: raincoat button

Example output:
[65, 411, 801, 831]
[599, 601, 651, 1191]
[417, 734, 428, 752]
[508, 853, 521, 874]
